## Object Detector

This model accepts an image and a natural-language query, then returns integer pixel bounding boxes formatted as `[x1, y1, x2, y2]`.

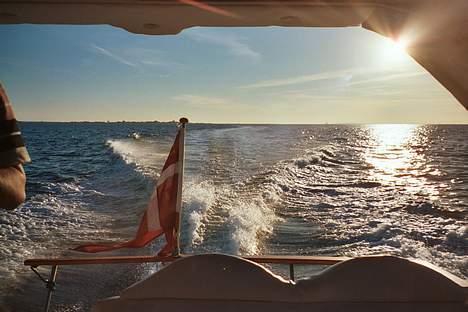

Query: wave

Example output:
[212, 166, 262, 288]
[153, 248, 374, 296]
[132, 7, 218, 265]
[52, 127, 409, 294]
[292, 148, 358, 170]
[106, 138, 168, 177]
[225, 185, 281, 255]
[403, 202, 466, 219]
[0, 180, 116, 297]
[182, 181, 217, 248]
[5, 123, 468, 311]
[181, 178, 283, 256]
[384, 235, 467, 278]
[294, 156, 320, 169]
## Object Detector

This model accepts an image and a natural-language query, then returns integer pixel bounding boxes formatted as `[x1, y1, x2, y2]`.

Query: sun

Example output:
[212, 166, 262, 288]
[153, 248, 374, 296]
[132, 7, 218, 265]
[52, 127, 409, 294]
[394, 38, 409, 53]
[381, 37, 410, 64]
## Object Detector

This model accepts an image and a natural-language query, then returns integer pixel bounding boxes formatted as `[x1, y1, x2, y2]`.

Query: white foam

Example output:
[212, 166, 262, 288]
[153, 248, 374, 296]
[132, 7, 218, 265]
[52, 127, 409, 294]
[225, 186, 282, 255]
[376, 234, 468, 278]
[180, 177, 283, 256]
[183, 181, 217, 247]
[106, 138, 168, 177]
[0, 188, 115, 296]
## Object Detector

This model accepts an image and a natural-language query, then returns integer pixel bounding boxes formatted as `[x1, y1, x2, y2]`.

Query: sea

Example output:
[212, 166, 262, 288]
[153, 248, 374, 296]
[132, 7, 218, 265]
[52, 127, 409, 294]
[1, 122, 467, 311]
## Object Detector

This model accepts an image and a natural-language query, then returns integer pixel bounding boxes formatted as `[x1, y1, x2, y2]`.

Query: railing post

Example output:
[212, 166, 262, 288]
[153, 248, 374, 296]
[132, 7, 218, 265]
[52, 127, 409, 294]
[289, 264, 295, 281]
[44, 265, 58, 312]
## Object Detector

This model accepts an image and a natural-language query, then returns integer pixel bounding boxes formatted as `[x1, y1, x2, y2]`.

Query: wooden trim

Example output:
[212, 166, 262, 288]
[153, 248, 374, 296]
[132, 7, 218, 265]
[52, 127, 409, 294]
[24, 255, 181, 266]
[24, 254, 348, 267]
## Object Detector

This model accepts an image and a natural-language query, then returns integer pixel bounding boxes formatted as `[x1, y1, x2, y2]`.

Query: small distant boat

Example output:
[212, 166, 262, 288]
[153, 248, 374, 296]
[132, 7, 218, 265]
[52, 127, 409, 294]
[130, 132, 141, 140]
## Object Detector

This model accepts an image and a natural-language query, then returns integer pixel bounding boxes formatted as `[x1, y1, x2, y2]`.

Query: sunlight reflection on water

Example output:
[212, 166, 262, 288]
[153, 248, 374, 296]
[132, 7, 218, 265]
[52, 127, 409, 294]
[365, 124, 442, 201]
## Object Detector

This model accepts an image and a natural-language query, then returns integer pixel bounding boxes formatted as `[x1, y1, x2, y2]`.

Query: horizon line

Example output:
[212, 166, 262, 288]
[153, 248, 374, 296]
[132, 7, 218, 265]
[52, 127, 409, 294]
[18, 120, 468, 126]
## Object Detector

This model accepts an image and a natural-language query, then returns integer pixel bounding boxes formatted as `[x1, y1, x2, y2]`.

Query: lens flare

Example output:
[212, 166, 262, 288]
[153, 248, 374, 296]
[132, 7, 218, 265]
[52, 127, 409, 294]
[394, 37, 409, 53]
[381, 37, 410, 64]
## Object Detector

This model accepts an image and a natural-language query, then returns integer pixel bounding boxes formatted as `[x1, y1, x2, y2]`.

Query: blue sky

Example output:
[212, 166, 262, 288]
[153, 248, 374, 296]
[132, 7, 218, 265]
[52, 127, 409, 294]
[1, 24, 467, 123]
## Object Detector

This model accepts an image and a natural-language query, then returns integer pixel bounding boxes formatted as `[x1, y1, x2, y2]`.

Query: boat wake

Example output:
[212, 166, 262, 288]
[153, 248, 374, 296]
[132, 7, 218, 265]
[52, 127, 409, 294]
[2, 123, 467, 312]
[181, 179, 282, 255]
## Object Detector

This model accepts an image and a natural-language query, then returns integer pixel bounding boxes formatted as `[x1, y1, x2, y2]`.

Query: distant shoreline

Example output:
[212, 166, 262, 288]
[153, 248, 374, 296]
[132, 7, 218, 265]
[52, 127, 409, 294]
[19, 121, 468, 126]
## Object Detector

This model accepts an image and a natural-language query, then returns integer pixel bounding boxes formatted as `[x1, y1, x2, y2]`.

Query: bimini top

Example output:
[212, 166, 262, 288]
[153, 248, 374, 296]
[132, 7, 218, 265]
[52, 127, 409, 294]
[1, 0, 467, 110]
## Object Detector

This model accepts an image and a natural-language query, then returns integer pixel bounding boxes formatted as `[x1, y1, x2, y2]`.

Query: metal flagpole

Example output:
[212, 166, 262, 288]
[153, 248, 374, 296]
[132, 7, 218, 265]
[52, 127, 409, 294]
[175, 117, 188, 256]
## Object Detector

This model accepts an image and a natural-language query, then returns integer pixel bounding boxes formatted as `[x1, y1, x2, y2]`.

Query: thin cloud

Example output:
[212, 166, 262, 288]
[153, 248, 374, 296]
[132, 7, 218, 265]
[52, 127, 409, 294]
[91, 44, 137, 67]
[123, 47, 185, 69]
[240, 69, 354, 89]
[248, 67, 430, 105]
[141, 60, 166, 66]
[186, 30, 261, 60]
[90, 45, 185, 73]
[347, 71, 427, 87]
[240, 68, 426, 90]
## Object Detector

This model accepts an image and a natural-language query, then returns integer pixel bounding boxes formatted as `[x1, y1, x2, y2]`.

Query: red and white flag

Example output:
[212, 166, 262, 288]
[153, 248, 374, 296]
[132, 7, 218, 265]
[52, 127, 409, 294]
[74, 123, 186, 256]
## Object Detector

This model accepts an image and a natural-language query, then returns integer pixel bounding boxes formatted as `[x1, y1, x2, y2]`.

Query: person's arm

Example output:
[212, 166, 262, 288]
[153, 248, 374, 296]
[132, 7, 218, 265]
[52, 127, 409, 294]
[0, 164, 26, 210]
[0, 82, 30, 210]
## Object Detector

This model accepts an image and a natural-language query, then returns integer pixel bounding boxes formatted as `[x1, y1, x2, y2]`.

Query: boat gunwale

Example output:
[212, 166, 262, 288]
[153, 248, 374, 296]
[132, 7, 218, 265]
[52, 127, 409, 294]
[24, 254, 349, 267]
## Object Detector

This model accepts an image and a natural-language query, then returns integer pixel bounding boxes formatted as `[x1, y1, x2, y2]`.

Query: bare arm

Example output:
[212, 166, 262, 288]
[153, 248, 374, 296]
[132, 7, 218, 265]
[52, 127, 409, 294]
[0, 164, 26, 210]
[0, 83, 30, 210]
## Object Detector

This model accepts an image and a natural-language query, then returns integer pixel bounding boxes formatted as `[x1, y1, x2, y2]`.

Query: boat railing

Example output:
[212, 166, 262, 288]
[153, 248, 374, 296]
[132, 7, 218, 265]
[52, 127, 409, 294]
[24, 254, 349, 311]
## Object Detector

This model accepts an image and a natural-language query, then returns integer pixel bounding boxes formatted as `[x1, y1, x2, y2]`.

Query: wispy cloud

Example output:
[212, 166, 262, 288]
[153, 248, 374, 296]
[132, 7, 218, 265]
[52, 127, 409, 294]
[173, 94, 230, 107]
[238, 66, 432, 111]
[186, 30, 261, 60]
[240, 67, 427, 90]
[239, 69, 354, 89]
[347, 71, 427, 86]
[123, 47, 185, 69]
[91, 44, 136, 67]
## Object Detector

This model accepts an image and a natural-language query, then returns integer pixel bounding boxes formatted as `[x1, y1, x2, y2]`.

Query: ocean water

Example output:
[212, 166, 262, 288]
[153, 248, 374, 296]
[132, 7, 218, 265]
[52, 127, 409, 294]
[1, 122, 467, 311]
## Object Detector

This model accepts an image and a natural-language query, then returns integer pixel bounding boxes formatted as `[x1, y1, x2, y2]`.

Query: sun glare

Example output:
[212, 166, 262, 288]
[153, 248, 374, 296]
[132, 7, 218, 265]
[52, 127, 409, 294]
[394, 38, 408, 52]
[381, 37, 410, 64]
[364, 125, 441, 200]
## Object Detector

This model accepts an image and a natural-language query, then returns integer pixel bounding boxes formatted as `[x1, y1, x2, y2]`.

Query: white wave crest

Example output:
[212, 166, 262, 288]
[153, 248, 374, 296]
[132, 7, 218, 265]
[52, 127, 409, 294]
[183, 181, 217, 247]
[226, 187, 282, 255]
[181, 178, 282, 256]
[106, 138, 168, 176]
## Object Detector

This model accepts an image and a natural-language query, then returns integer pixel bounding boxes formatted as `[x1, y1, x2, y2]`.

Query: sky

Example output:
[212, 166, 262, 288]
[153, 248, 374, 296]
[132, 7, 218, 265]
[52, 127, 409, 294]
[1, 24, 467, 124]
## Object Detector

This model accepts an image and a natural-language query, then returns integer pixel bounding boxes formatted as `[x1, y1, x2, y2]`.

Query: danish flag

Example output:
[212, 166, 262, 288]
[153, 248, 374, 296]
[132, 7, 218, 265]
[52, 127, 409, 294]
[74, 121, 186, 256]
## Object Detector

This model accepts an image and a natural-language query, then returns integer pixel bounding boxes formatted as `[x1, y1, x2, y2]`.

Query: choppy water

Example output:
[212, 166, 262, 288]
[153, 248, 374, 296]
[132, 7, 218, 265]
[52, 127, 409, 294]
[1, 123, 467, 311]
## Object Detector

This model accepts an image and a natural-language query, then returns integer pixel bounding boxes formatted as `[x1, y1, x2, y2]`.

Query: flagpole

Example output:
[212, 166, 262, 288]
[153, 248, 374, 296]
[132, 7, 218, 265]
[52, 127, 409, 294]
[175, 117, 188, 256]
